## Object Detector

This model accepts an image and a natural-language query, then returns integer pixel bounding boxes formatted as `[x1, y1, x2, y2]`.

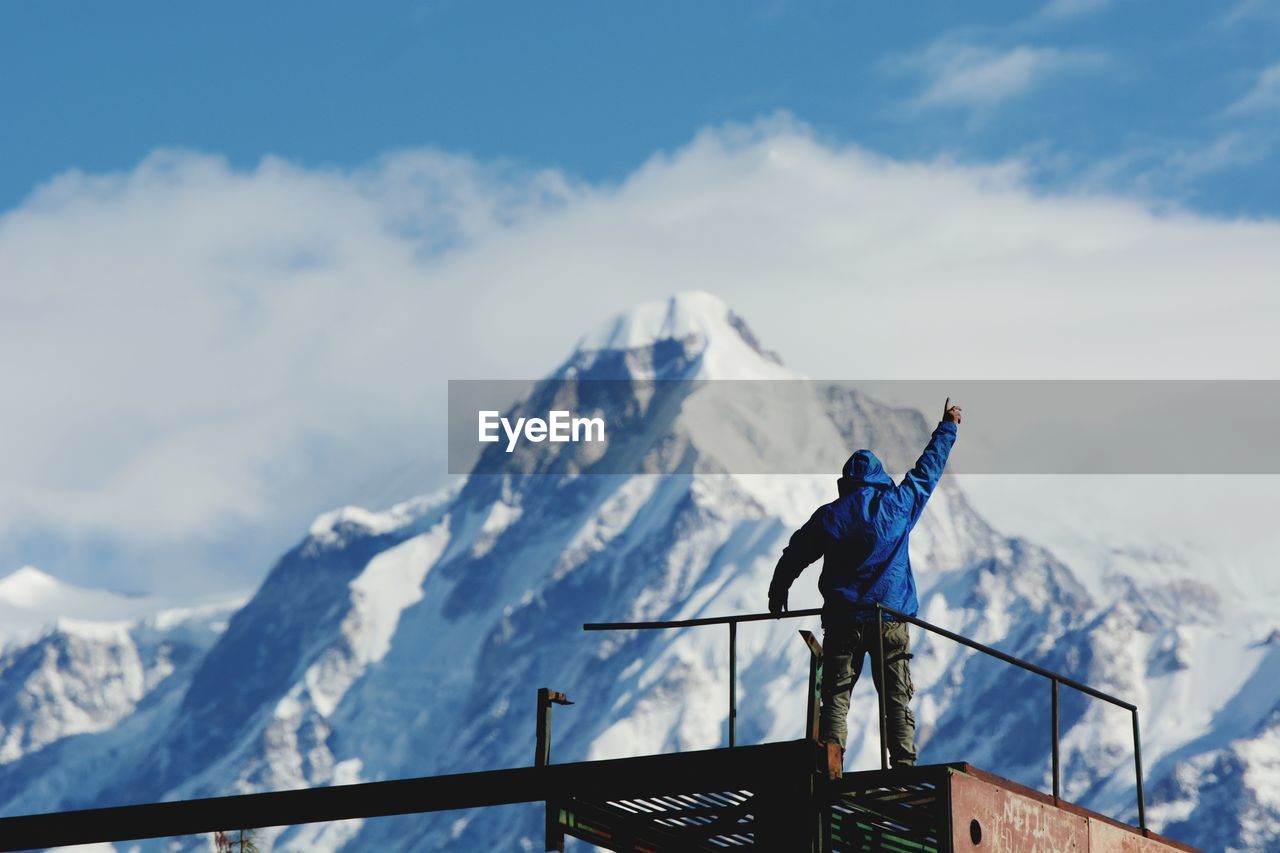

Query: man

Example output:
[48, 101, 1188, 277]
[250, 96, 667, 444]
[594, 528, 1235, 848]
[768, 398, 961, 776]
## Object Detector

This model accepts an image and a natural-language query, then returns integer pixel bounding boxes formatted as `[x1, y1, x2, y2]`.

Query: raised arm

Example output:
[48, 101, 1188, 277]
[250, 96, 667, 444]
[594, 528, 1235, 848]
[768, 510, 826, 614]
[889, 398, 961, 524]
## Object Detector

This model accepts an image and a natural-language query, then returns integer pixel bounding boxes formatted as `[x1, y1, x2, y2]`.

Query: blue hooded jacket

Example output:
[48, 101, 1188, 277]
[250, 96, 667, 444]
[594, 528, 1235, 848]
[769, 420, 958, 626]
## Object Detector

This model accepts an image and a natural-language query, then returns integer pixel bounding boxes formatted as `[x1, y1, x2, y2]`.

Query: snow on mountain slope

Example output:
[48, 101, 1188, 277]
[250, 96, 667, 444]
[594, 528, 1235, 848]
[40, 489, 458, 851]
[0, 292, 1274, 852]
[1142, 634, 1280, 851]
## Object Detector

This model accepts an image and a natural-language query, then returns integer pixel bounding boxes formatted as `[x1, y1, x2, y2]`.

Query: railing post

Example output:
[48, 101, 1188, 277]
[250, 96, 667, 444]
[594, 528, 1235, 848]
[1133, 709, 1147, 832]
[876, 605, 889, 771]
[535, 688, 574, 766]
[536, 688, 573, 853]
[728, 621, 737, 748]
[1051, 678, 1060, 801]
[799, 630, 823, 742]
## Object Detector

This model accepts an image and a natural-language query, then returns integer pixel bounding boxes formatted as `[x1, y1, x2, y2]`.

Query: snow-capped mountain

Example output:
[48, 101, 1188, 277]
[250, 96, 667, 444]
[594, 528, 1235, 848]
[0, 568, 241, 815]
[0, 292, 1275, 852]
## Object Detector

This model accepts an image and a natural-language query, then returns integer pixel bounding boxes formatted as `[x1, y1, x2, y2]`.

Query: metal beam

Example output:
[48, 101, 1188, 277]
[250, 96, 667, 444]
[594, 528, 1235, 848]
[0, 741, 811, 852]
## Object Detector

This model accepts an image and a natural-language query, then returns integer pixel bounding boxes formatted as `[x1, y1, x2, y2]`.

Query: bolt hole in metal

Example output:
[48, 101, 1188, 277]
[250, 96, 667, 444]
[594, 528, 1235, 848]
[969, 818, 982, 844]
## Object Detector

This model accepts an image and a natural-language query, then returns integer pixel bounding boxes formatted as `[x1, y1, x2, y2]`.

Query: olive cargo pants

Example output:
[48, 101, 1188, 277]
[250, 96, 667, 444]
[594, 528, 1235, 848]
[820, 619, 916, 767]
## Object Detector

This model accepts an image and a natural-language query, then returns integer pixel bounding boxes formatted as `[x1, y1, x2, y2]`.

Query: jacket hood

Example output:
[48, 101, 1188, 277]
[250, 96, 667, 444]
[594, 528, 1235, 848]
[838, 449, 893, 495]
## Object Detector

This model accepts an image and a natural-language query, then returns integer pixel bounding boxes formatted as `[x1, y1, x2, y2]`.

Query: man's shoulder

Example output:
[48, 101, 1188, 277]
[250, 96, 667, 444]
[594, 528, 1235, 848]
[816, 495, 850, 516]
[812, 496, 856, 530]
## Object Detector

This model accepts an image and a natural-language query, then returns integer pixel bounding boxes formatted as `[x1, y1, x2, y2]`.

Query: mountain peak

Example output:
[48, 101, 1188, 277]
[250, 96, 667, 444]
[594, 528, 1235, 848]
[0, 565, 67, 605]
[572, 291, 784, 378]
[576, 292, 733, 352]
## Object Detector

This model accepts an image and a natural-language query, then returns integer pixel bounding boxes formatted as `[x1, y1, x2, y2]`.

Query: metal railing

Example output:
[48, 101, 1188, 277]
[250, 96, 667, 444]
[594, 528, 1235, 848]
[583, 603, 1147, 831]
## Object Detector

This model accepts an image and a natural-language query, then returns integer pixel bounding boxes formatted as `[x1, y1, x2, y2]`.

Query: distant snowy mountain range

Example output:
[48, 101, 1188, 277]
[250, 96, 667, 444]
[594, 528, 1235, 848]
[0, 292, 1275, 851]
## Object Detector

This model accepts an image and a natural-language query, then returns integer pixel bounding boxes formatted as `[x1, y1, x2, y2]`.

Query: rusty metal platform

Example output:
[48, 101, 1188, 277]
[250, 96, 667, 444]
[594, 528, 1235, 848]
[0, 739, 1201, 852]
[546, 747, 1202, 853]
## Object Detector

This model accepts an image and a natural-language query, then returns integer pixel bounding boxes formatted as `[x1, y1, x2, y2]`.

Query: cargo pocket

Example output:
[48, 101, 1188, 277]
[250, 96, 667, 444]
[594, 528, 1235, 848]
[888, 622, 914, 700]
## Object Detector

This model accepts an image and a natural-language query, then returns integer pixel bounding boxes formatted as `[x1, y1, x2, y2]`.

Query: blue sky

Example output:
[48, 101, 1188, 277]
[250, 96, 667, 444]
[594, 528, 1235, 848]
[2, 1, 1280, 598]
[4, 0, 1278, 217]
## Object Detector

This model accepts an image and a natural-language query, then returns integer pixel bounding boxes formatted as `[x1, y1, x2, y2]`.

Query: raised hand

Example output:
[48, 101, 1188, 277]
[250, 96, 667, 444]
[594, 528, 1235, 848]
[943, 397, 962, 425]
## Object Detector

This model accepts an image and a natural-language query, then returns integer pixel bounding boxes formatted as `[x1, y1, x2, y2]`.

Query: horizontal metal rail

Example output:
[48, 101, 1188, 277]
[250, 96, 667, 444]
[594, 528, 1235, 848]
[587, 605, 1131, 710]
[588, 604, 1131, 712]
[586, 607, 819, 747]
[583, 602, 1148, 831]
[874, 604, 1135, 711]
[584, 607, 823, 632]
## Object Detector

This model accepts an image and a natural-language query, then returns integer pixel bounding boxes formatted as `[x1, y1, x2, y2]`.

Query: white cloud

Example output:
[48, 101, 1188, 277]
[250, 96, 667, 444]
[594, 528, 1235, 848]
[1040, 0, 1111, 19]
[3, 116, 1279, 594]
[1221, 0, 1280, 27]
[892, 41, 1104, 110]
[1165, 131, 1271, 177]
[1225, 62, 1280, 116]
[1064, 131, 1273, 201]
